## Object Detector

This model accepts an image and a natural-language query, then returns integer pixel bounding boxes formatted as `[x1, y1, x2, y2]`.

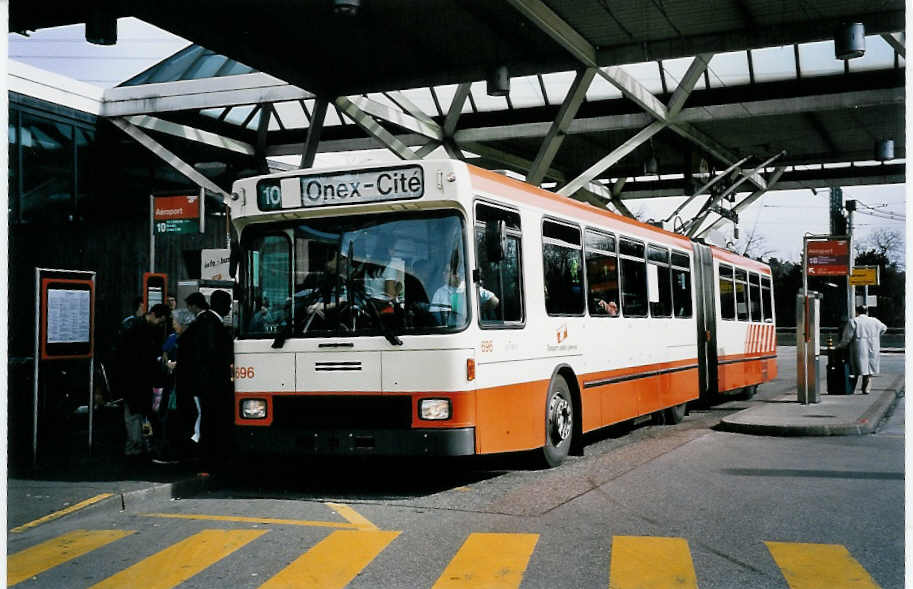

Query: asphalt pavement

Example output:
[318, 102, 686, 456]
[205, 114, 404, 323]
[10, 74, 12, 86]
[7, 354, 906, 534]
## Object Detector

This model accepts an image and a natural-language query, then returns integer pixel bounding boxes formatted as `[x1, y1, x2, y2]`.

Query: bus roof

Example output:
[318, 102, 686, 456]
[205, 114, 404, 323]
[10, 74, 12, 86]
[467, 164, 694, 250]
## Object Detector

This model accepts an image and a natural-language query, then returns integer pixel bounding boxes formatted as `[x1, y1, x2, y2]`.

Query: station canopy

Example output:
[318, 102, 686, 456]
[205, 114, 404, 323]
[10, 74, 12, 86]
[11, 0, 905, 238]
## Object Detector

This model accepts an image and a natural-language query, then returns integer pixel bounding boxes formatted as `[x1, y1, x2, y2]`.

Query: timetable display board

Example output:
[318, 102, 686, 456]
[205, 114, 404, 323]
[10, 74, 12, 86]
[40, 278, 94, 360]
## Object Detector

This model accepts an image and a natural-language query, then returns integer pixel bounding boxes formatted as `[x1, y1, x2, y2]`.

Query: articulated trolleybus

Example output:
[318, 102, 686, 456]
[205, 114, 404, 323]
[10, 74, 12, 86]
[228, 160, 776, 466]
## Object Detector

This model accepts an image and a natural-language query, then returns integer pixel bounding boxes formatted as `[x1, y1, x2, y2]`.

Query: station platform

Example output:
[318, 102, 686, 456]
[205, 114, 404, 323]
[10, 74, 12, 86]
[718, 373, 905, 436]
[7, 368, 906, 533]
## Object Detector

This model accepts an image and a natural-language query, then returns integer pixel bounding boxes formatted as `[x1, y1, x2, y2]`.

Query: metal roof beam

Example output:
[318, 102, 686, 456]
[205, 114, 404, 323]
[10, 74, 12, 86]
[109, 117, 230, 201]
[122, 114, 255, 156]
[666, 53, 713, 117]
[443, 82, 472, 137]
[101, 73, 313, 117]
[557, 121, 666, 197]
[334, 96, 419, 160]
[299, 97, 328, 169]
[348, 95, 443, 141]
[527, 67, 596, 186]
[881, 33, 905, 58]
[506, 0, 668, 121]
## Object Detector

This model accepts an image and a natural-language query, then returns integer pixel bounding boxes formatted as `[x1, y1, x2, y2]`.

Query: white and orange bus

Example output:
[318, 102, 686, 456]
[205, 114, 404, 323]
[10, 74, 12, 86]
[227, 160, 776, 466]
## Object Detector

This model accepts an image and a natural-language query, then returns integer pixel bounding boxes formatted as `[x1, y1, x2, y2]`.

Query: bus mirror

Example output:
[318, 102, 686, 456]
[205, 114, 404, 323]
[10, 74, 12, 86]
[485, 220, 507, 263]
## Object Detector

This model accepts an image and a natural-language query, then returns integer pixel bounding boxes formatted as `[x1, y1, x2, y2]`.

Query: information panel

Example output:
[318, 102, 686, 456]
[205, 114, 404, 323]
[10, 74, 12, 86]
[806, 239, 850, 276]
[40, 278, 94, 360]
[153, 195, 200, 234]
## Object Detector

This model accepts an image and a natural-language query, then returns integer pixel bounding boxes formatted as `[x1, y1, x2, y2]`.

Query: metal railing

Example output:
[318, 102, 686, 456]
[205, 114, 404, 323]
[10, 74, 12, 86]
[776, 327, 904, 350]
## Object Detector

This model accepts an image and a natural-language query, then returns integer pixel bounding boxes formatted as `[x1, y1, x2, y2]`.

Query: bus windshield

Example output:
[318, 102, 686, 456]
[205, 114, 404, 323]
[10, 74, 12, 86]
[240, 210, 469, 339]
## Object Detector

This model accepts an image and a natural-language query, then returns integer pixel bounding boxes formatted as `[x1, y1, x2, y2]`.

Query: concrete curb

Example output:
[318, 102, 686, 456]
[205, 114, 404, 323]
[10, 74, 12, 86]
[76, 474, 216, 517]
[718, 374, 904, 437]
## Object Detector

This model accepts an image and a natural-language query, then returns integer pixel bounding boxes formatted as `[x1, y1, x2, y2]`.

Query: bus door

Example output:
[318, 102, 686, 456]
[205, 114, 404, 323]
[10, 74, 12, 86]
[692, 243, 718, 398]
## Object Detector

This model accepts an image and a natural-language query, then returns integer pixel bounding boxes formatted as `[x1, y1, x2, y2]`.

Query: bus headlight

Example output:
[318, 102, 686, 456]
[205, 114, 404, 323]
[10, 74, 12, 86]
[240, 399, 267, 419]
[419, 398, 451, 420]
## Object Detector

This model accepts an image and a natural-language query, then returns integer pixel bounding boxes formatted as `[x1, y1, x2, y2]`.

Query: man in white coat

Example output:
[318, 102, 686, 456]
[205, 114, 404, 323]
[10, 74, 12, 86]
[839, 306, 888, 394]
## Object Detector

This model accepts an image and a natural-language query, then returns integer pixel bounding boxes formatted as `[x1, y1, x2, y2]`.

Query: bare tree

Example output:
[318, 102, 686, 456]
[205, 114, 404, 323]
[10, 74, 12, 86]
[736, 226, 776, 260]
[857, 228, 905, 268]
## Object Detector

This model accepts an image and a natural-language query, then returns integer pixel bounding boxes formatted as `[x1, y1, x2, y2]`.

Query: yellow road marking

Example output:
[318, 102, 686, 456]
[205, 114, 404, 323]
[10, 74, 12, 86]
[141, 512, 361, 529]
[260, 529, 400, 588]
[432, 532, 539, 588]
[90, 529, 266, 589]
[8, 529, 134, 586]
[609, 536, 699, 589]
[325, 502, 378, 530]
[766, 541, 881, 589]
[10, 493, 114, 533]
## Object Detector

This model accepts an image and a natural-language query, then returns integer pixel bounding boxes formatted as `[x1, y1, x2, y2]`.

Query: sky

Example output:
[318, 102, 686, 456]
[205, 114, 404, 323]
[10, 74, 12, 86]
[7, 18, 907, 265]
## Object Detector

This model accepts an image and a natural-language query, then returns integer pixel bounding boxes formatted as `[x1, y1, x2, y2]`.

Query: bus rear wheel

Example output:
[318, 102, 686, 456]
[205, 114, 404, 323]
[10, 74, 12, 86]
[664, 402, 687, 424]
[540, 375, 574, 468]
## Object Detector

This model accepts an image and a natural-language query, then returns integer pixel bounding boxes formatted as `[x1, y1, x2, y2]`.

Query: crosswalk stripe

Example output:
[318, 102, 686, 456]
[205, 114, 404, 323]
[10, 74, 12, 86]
[89, 529, 267, 589]
[8, 529, 134, 586]
[765, 541, 881, 589]
[259, 529, 400, 589]
[609, 535, 699, 589]
[432, 532, 539, 588]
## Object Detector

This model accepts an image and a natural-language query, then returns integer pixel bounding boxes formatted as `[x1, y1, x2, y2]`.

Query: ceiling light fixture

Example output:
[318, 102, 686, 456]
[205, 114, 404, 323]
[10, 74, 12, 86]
[333, 0, 361, 16]
[486, 65, 510, 97]
[85, 9, 117, 45]
[834, 22, 865, 60]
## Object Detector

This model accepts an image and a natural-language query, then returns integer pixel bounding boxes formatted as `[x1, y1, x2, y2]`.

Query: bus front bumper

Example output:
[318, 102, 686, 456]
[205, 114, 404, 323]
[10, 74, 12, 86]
[234, 427, 476, 457]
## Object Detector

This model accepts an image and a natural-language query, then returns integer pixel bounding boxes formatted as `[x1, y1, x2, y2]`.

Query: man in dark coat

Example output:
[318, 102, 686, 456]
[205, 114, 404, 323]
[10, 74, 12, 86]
[175, 292, 233, 467]
[116, 303, 170, 462]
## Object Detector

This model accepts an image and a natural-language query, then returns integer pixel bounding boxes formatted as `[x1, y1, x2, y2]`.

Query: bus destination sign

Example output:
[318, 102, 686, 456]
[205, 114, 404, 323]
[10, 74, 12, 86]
[257, 166, 424, 211]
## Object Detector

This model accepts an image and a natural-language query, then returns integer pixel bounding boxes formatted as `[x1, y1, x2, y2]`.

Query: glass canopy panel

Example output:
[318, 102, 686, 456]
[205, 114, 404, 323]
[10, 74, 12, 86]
[510, 75, 546, 108]
[182, 52, 229, 80]
[432, 84, 472, 115]
[797, 40, 844, 77]
[200, 107, 226, 120]
[751, 45, 797, 83]
[246, 109, 263, 130]
[268, 111, 281, 131]
[619, 62, 664, 94]
[273, 101, 308, 129]
[660, 56, 696, 92]
[707, 51, 751, 87]
[541, 71, 576, 105]
[849, 35, 897, 72]
[396, 88, 440, 118]
[470, 81, 509, 112]
[123, 45, 205, 85]
[324, 106, 344, 127]
[223, 104, 256, 126]
[586, 70, 623, 101]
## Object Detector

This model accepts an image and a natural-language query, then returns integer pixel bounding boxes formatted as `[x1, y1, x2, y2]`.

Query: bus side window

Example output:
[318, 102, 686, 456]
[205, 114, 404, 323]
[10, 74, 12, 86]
[584, 229, 619, 317]
[749, 272, 762, 322]
[619, 238, 647, 317]
[542, 220, 584, 316]
[671, 251, 692, 318]
[719, 264, 735, 320]
[647, 244, 672, 317]
[475, 203, 524, 326]
[761, 275, 774, 323]
[734, 267, 749, 321]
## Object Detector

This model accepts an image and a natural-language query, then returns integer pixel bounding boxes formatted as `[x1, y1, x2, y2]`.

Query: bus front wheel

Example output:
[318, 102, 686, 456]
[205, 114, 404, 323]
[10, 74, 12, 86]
[540, 375, 574, 468]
